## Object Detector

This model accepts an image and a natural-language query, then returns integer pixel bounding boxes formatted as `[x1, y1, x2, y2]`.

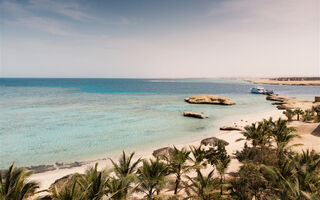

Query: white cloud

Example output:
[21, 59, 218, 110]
[1, 0, 138, 37]
[209, 0, 318, 29]
[28, 0, 94, 21]
[1, 0, 87, 37]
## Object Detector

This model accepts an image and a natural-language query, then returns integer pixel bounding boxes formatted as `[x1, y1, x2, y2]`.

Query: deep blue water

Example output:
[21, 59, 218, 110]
[0, 78, 319, 96]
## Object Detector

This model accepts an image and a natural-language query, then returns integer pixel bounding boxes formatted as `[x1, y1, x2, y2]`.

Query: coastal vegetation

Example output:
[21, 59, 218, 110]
[1, 118, 320, 200]
[283, 105, 320, 123]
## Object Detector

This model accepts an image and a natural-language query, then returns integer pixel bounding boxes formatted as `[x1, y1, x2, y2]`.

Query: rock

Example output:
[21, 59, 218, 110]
[25, 165, 56, 173]
[266, 95, 288, 102]
[153, 147, 174, 158]
[276, 105, 287, 110]
[267, 95, 296, 110]
[58, 161, 84, 169]
[220, 126, 243, 131]
[277, 104, 294, 110]
[271, 102, 286, 105]
[49, 174, 79, 192]
[183, 111, 205, 119]
[184, 95, 235, 105]
[55, 162, 64, 166]
[201, 137, 229, 146]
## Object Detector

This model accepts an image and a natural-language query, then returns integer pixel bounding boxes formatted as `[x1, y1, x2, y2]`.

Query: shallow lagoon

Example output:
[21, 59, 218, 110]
[0, 78, 318, 168]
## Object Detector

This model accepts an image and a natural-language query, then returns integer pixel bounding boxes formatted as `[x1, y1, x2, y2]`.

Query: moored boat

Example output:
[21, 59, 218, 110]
[250, 87, 274, 95]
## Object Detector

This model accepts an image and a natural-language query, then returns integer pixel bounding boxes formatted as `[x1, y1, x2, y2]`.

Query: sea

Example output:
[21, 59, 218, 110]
[0, 78, 318, 169]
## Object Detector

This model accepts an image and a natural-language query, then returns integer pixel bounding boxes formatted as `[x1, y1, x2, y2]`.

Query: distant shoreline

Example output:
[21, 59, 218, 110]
[244, 77, 320, 86]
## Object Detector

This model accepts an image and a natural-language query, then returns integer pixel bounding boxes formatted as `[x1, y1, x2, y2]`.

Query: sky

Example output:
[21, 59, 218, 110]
[0, 0, 319, 78]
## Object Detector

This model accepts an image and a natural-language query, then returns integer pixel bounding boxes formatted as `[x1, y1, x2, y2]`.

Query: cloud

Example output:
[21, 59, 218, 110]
[1, 0, 138, 37]
[28, 0, 94, 21]
[1, 0, 87, 37]
[209, 0, 318, 30]
[13, 17, 87, 37]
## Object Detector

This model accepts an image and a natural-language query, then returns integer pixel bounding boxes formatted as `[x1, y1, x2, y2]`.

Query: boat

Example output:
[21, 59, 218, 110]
[250, 87, 274, 95]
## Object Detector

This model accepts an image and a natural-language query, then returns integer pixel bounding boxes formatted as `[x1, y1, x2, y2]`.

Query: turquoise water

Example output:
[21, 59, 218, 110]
[0, 78, 318, 168]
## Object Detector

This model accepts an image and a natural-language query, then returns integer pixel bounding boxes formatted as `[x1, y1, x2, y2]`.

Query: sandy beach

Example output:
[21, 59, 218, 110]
[29, 108, 284, 190]
[290, 121, 320, 152]
[245, 78, 320, 86]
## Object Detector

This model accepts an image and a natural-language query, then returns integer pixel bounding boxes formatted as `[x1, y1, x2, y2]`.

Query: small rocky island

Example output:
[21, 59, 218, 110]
[184, 94, 235, 105]
[183, 111, 206, 119]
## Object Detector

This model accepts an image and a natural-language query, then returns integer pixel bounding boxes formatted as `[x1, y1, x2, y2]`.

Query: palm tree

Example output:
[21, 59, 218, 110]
[110, 152, 141, 198]
[237, 121, 270, 148]
[215, 156, 231, 195]
[262, 154, 320, 200]
[203, 141, 230, 196]
[312, 105, 320, 122]
[303, 109, 314, 122]
[105, 177, 132, 200]
[186, 169, 218, 200]
[77, 163, 108, 200]
[189, 145, 207, 169]
[270, 118, 299, 155]
[0, 163, 39, 200]
[260, 159, 295, 198]
[263, 150, 320, 199]
[283, 109, 295, 121]
[41, 180, 83, 200]
[229, 163, 267, 200]
[110, 151, 141, 178]
[165, 146, 191, 195]
[294, 108, 304, 121]
[293, 150, 320, 193]
[228, 178, 252, 200]
[136, 158, 167, 199]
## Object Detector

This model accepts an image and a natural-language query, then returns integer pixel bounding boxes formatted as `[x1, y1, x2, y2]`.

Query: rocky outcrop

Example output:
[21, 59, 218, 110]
[25, 165, 56, 173]
[266, 95, 317, 110]
[183, 111, 205, 119]
[271, 102, 286, 105]
[49, 174, 79, 192]
[201, 137, 229, 146]
[184, 95, 235, 105]
[153, 147, 174, 158]
[276, 104, 294, 110]
[266, 95, 286, 102]
[58, 161, 84, 169]
[267, 95, 293, 110]
[220, 126, 243, 131]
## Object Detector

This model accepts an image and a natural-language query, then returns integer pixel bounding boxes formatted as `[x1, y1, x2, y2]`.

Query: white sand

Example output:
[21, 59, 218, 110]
[29, 108, 284, 190]
[289, 121, 320, 152]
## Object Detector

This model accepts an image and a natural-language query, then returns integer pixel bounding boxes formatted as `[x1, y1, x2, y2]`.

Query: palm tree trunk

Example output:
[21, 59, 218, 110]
[174, 175, 180, 195]
[149, 188, 153, 199]
[220, 175, 223, 195]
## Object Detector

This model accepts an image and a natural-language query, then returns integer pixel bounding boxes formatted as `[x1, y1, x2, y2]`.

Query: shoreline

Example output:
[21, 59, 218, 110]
[244, 78, 320, 86]
[29, 108, 284, 190]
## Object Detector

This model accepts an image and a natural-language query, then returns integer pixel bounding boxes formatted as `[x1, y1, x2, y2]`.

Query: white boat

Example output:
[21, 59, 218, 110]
[250, 87, 274, 95]
[250, 86, 265, 94]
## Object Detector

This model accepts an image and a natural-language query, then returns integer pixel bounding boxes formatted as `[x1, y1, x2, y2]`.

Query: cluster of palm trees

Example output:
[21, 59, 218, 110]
[283, 105, 320, 122]
[233, 117, 320, 199]
[1, 118, 319, 200]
